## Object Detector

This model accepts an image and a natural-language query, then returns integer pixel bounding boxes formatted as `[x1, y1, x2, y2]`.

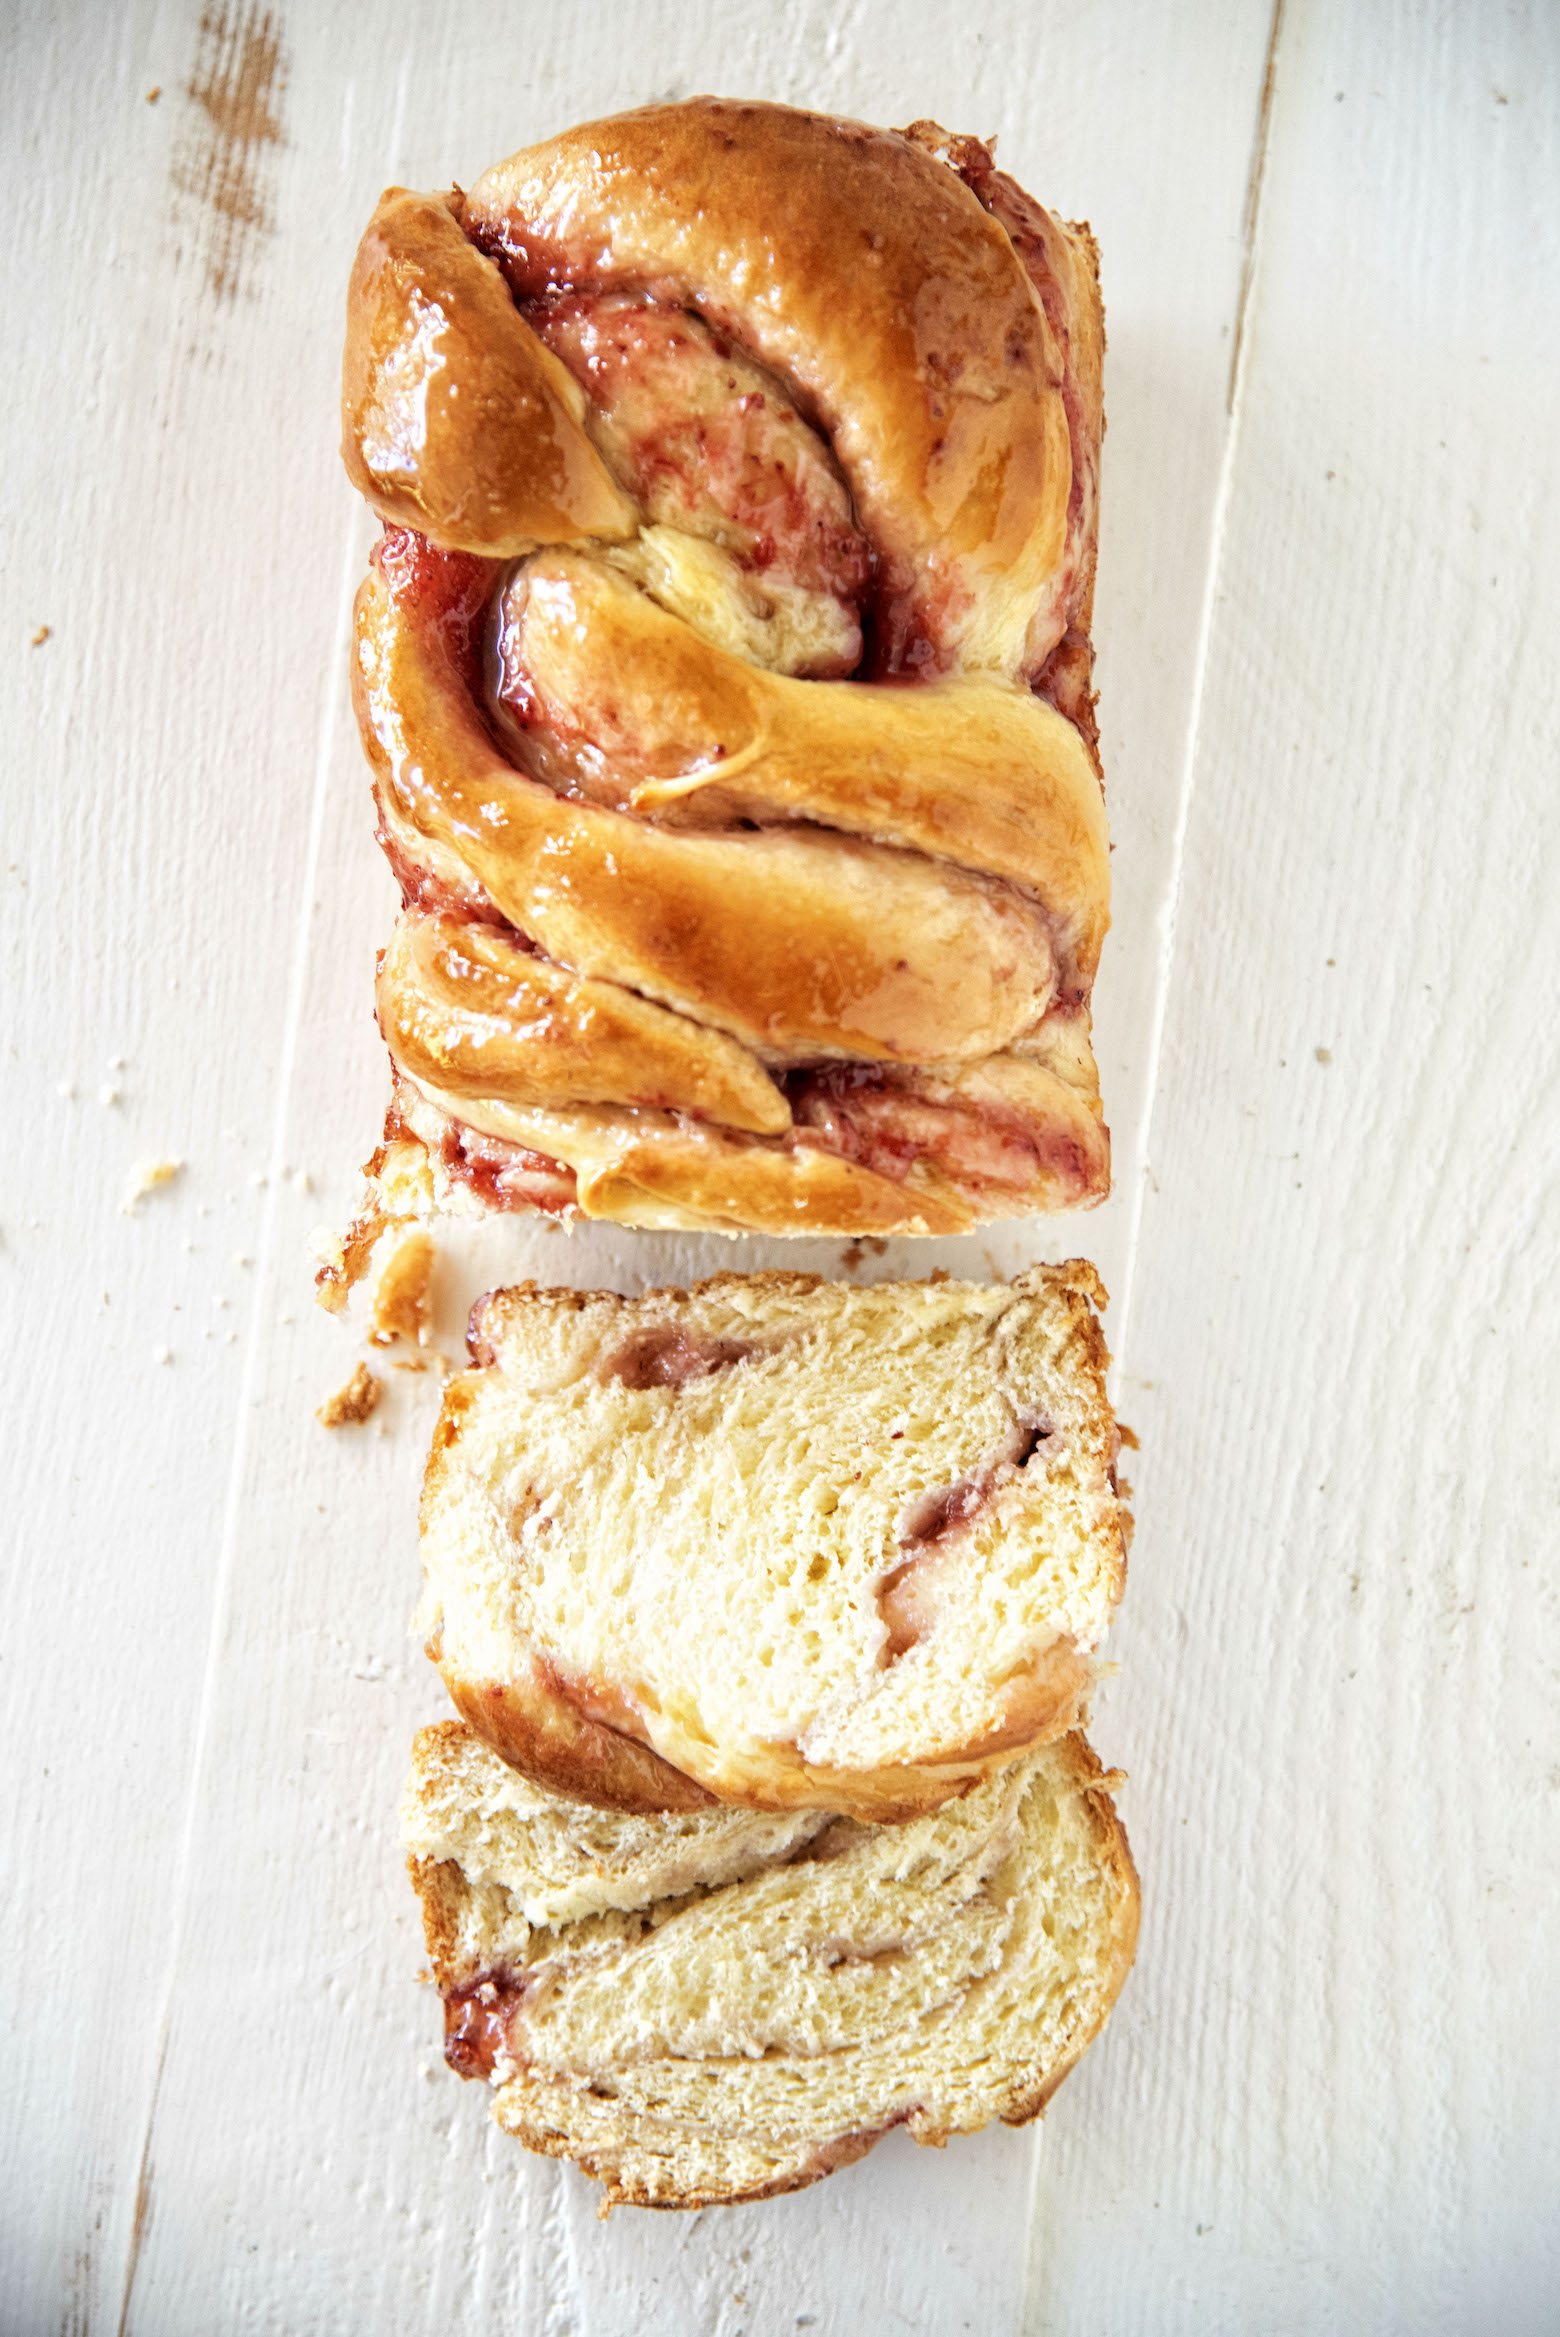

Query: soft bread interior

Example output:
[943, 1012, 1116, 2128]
[405, 1721, 1139, 2209]
[403, 1717, 829, 1927]
[417, 1265, 1128, 1814]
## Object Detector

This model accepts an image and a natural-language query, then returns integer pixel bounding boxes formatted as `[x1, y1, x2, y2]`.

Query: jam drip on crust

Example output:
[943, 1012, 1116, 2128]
[788, 1064, 1098, 1204]
[443, 1972, 528, 2082]
[435, 1114, 578, 1218]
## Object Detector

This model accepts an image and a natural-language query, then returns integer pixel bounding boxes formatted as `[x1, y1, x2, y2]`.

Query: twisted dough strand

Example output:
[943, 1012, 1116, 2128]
[355, 555, 1060, 1065]
[463, 103, 1077, 675]
[340, 101, 1111, 1238]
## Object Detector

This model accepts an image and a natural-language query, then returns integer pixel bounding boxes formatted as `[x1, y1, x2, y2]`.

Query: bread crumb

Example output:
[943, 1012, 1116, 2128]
[1314, 1045, 1332, 1065]
[122, 1157, 184, 1214]
[146, 84, 161, 102]
[100, 1084, 121, 1107]
[56, 1080, 75, 1100]
[152, 1345, 172, 1365]
[317, 1361, 382, 1427]
[369, 1228, 435, 1347]
[30, 624, 50, 647]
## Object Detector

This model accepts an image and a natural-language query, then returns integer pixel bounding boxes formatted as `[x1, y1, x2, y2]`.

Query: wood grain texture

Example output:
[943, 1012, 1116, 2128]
[0, 5, 353, 2332]
[93, 6, 1275, 2326]
[1028, 3, 1560, 2331]
[10, 0, 1552, 2330]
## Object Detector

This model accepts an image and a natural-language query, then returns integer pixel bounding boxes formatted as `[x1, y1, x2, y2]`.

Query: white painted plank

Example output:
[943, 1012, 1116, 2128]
[3, 0, 1276, 2328]
[1032, 3, 1560, 2330]
[0, 4, 377, 2330]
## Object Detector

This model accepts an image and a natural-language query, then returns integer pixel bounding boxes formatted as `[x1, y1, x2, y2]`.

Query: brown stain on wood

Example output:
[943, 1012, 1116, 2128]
[172, 3, 287, 299]
[114, 2146, 155, 2337]
[1227, 0, 1286, 412]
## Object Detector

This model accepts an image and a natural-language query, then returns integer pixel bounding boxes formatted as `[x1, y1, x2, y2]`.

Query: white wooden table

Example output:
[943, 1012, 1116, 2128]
[4, 3, 1557, 2329]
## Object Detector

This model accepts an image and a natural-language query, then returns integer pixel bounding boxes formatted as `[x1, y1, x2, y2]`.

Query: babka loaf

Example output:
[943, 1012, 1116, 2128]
[329, 100, 1111, 1261]
[417, 1264, 1129, 1821]
[404, 1719, 1139, 2208]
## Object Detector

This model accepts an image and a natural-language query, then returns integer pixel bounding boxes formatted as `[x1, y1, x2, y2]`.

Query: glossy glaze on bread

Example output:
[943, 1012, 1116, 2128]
[339, 102, 1110, 1239]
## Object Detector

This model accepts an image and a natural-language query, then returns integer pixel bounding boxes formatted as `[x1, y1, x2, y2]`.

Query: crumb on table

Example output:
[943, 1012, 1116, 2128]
[122, 1157, 184, 1214]
[316, 1361, 382, 1428]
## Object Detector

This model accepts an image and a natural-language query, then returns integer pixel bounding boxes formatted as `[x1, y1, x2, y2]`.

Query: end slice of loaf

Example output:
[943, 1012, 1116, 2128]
[417, 1264, 1129, 1820]
[404, 1720, 1139, 2209]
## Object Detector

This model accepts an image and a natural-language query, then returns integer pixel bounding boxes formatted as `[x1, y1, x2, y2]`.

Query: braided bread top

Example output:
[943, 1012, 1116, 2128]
[340, 102, 1111, 1238]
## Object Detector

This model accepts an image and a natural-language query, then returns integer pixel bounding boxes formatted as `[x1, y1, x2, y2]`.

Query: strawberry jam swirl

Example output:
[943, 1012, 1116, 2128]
[342, 105, 1112, 1235]
[443, 1972, 528, 2082]
[534, 295, 871, 655]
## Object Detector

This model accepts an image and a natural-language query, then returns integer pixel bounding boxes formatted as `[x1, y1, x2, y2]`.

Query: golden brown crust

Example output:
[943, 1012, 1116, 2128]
[406, 1850, 466, 1988]
[377, 912, 791, 1137]
[342, 105, 1112, 1237]
[464, 102, 1072, 668]
[342, 187, 635, 551]
[992, 1739, 1143, 2139]
[440, 1660, 719, 1816]
[537, 1118, 975, 1239]
[436, 1642, 1091, 1824]
[490, 2106, 893, 2214]
[354, 568, 1058, 1068]
[379, 1063, 989, 1242]
[1058, 220, 1106, 638]
[313, 1111, 439, 1314]
[391, 1046, 1106, 1241]
[367, 1226, 434, 1346]
[315, 1360, 381, 1426]
[505, 546, 1109, 973]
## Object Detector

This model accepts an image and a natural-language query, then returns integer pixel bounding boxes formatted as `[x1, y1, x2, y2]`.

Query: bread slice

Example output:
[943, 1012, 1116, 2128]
[417, 1264, 1128, 1821]
[404, 1720, 1139, 2209]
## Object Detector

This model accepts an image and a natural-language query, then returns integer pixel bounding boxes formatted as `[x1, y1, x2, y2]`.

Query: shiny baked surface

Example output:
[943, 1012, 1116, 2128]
[340, 101, 1111, 1237]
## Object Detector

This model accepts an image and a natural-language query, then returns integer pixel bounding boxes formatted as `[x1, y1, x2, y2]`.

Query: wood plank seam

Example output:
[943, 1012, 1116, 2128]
[30, 26, 1304, 2321]
[112, 515, 364, 2337]
[1104, 0, 1291, 1405]
[1227, 0, 1289, 414]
